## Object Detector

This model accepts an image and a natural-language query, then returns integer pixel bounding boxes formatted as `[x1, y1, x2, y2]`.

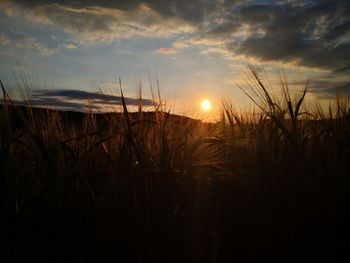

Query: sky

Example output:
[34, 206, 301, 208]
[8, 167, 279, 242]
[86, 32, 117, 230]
[0, 0, 349, 119]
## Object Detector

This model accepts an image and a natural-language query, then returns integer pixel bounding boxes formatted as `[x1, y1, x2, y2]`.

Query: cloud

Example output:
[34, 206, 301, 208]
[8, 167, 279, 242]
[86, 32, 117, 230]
[168, 1, 350, 75]
[62, 43, 76, 49]
[0, 0, 23, 17]
[10, 0, 221, 25]
[228, 1, 350, 73]
[0, 97, 89, 112]
[2, 1, 196, 44]
[202, 22, 240, 40]
[308, 80, 350, 99]
[15, 37, 56, 56]
[1, 89, 155, 112]
[5, 1, 350, 72]
[155, 47, 176, 55]
[2, 0, 350, 96]
[0, 33, 12, 46]
[172, 38, 190, 49]
[33, 89, 155, 106]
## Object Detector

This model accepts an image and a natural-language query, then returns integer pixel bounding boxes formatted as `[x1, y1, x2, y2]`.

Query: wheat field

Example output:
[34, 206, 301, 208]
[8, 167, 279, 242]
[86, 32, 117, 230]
[1, 68, 350, 262]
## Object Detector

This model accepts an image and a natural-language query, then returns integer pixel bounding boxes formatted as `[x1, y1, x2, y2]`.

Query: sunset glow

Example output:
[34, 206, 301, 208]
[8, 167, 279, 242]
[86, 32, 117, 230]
[201, 99, 211, 112]
[0, 0, 348, 117]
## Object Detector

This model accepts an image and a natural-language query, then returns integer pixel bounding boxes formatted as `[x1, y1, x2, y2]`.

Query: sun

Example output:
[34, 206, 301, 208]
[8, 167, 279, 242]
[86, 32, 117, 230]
[201, 99, 212, 111]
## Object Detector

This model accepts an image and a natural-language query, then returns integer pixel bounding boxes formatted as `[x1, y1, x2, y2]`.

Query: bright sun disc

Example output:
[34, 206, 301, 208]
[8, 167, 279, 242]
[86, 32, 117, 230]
[201, 99, 211, 111]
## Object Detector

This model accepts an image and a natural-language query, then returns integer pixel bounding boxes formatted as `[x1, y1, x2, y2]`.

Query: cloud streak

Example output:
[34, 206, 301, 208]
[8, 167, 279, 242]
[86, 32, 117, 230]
[1, 89, 155, 112]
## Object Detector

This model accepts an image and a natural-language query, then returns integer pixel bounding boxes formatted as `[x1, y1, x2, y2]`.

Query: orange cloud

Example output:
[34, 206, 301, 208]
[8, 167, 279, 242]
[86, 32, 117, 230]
[155, 47, 177, 55]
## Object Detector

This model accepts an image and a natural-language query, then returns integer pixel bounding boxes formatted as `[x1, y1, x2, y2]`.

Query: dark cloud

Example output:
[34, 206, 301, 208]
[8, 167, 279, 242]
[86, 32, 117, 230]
[204, 22, 240, 38]
[230, 1, 350, 72]
[33, 89, 155, 105]
[1, 89, 155, 112]
[184, 1, 350, 75]
[1, 0, 200, 44]
[11, 0, 220, 25]
[239, 4, 282, 25]
[323, 21, 350, 42]
[308, 80, 350, 100]
[12, 0, 139, 10]
[0, 97, 89, 111]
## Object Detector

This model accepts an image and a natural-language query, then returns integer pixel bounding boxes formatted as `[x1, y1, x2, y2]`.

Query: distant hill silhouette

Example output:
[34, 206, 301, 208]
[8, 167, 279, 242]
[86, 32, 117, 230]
[0, 104, 215, 132]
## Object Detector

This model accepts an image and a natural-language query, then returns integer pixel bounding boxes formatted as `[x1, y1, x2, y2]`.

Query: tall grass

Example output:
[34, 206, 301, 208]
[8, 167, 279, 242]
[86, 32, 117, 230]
[1, 68, 350, 262]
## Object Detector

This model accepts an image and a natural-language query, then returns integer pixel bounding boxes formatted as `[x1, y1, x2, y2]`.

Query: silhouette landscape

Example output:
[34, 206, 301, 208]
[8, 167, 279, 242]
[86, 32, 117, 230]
[1, 0, 350, 262]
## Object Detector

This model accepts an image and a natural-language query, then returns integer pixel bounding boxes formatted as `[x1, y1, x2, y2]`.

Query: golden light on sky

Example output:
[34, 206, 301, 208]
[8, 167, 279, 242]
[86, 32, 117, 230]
[0, 0, 348, 116]
[201, 99, 212, 112]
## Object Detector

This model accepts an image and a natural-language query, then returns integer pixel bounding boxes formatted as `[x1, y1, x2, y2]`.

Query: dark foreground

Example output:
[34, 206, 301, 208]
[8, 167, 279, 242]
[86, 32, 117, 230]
[1, 103, 350, 262]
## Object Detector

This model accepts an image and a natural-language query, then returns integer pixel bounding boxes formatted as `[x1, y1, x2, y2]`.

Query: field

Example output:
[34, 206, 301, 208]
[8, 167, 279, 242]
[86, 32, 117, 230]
[1, 70, 350, 262]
